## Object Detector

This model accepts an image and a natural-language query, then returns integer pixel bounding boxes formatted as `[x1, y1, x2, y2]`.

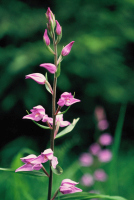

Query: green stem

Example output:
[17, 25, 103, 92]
[47, 33, 58, 200]
[109, 103, 127, 194]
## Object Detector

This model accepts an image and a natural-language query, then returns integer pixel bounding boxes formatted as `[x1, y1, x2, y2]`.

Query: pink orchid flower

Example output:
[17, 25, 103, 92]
[79, 153, 93, 166]
[99, 133, 113, 146]
[60, 179, 82, 194]
[94, 169, 107, 182]
[25, 73, 53, 94]
[23, 105, 48, 121]
[97, 149, 112, 162]
[61, 41, 75, 56]
[89, 143, 101, 156]
[15, 154, 42, 172]
[81, 174, 94, 186]
[43, 29, 50, 46]
[40, 63, 57, 74]
[48, 112, 70, 127]
[25, 73, 46, 84]
[30, 148, 54, 165]
[55, 20, 61, 35]
[57, 92, 80, 107]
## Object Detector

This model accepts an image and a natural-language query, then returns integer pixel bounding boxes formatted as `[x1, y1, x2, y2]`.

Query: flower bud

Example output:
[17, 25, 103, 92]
[39, 63, 57, 74]
[46, 7, 55, 32]
[55, 20, 61, 35]
[61, 41, 75, 56]
[43, 29, 50, 46]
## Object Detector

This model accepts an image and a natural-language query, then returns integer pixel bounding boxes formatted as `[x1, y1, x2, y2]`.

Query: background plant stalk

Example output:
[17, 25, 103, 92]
[47, 33, 57, 200]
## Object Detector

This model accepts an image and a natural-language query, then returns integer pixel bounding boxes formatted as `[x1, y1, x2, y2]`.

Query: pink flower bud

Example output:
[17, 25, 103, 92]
[43, 29, 50, 46]
[55, 20, 61, 35]
[46, 7, 55, 31]
[25, 73, 46, 84]
[40, 63, 57, 74]
[61, 41, 75, 56]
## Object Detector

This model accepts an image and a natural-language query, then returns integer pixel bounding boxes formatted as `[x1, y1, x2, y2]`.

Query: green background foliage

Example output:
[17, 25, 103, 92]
[0, 0, 134, 199]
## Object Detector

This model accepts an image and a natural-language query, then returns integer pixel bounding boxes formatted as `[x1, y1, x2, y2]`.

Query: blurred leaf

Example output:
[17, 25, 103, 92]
[51, 165, 63, 175]
[0, 168, 46, 177]
[55, 192, 127, 200]
[55, 118, 80, 139]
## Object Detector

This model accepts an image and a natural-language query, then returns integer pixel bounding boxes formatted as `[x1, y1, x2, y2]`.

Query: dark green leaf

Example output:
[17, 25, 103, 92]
[55, 192, 127, 200]
[51, 165, 63, 175]
[55, 118, 80, 139]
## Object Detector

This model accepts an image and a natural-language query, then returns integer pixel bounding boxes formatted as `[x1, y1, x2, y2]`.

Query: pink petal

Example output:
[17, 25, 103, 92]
[40, 63, 57, 74]
[61, 41, 75, 56]
[25, 73, 46, 84]
[43, 29, 50, 46]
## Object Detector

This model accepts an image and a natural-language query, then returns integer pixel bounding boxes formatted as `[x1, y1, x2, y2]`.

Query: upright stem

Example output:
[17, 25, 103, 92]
[47, 33, 57, 200]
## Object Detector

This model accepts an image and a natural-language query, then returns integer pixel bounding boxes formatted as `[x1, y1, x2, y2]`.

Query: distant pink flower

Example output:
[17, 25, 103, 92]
[15, 154, 42, 172]
[40, 63, 57, 74]
[60, 179, 82, 194]
[61, 41, 75, 56]
[48, 112, 70, 127]
[43, 29, 50, 46]
[94, 106, 106, 121]
[89, 143, 101, 155]
[81, 174, 94, 186]
[56, 20, 61, 35]
[31, 148, 54, 165]
[98, 119, 109, 130]
[51, 156, 58, 169]
[98, 149, 112, 162]
[94, 169, 107, 182]
[99, 133, 112, 146]
[57, 92, 80, 107]
[23, 105, 48, 121]
[79, 153, 93, 166]
[25, 73, 46, 84]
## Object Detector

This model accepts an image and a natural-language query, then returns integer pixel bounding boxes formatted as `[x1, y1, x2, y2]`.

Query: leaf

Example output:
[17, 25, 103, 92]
[55, 192, 127, 200]
[55, 118, 80, 139]
[55, 62, 61, 78]
[51, 165, 63, 175]
[45, 72, 52, 94]
[57, 106, 71, 115]
[32, 120, 50, 129]
[0, 168, 47, 177]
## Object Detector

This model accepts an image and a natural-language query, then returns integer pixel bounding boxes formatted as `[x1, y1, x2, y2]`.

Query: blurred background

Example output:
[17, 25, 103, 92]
[0, 0, 134, 199]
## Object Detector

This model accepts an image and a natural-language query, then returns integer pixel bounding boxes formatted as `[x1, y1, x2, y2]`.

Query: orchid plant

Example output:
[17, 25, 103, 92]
[1, 7, 127, 200]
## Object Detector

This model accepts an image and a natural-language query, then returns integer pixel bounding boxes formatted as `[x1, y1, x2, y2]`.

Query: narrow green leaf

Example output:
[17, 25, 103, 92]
[55, 62, 61, 78]
[51, 165, 63, 175]
[0, 168, 46, 177]
[55, 192, 127, 200]
[55, 118, 80, 139]
[32, 120, 50, 129]
[57, 106, 71, 115]
[45, 72, 52, 94]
